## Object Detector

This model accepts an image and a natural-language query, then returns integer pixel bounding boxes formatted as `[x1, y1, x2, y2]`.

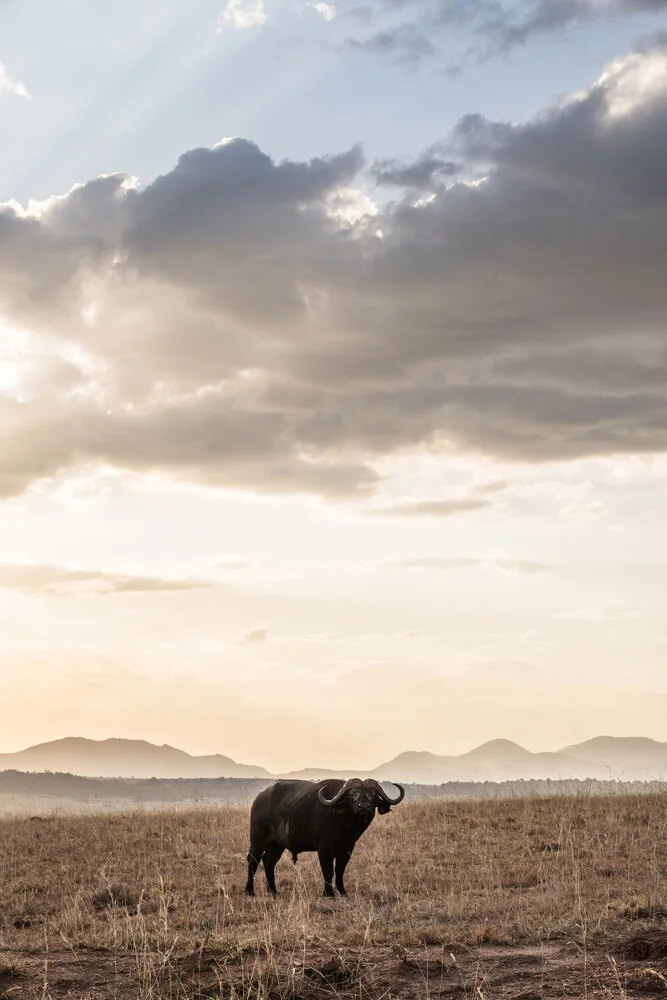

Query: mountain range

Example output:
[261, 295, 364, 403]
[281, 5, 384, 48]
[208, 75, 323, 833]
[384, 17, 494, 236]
[2, 736, 667, 782]
[364, 737, 667, 783]
[0, 738, 270, 779]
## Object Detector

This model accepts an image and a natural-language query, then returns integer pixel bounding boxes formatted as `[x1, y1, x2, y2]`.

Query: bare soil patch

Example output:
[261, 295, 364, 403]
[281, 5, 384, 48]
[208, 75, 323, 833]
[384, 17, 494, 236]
[3, 941, 667, 998]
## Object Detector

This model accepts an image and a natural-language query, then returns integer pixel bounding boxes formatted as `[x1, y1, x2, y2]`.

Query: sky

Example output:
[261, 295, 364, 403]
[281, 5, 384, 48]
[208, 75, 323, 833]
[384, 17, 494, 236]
[1, 0, 667, 773]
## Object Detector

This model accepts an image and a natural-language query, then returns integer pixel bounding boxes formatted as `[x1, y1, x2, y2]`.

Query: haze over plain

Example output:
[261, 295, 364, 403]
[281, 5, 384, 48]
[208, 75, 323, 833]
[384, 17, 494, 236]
[1, 0, 667, 772]
[4, 736, 667, 784]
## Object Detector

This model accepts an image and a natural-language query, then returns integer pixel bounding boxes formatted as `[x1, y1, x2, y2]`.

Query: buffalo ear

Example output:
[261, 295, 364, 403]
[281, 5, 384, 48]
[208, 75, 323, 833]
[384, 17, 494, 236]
[376, 800, 391, 814]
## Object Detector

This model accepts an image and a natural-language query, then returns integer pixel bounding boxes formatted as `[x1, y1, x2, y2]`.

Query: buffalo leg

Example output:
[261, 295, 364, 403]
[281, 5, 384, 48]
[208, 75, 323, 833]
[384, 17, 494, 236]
[246, 846, 264, 896]
[318, 850, 335, 897]
[335, 850, 352, 896]
[263, 846, 284, 895]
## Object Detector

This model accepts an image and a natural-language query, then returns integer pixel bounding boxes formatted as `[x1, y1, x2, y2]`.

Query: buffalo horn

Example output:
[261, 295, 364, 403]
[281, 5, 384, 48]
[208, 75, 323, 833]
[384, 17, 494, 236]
[370, 779, 405, 805]
[318, 779, 355, 806]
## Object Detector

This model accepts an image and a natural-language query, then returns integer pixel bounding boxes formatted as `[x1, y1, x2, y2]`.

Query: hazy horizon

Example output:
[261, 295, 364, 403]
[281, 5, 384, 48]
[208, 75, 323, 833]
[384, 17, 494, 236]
[3, 732, 667, 783]
[2, 730, 667, 777]
[2, 0, 667, 775]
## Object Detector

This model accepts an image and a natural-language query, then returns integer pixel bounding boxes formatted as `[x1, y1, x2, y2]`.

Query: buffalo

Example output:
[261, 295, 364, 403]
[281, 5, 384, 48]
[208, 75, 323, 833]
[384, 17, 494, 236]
[245, 776, 405, 897]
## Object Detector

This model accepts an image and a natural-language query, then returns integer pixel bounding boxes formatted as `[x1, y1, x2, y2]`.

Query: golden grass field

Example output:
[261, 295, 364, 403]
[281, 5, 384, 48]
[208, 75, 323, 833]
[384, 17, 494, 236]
[1, 792, 667, 998]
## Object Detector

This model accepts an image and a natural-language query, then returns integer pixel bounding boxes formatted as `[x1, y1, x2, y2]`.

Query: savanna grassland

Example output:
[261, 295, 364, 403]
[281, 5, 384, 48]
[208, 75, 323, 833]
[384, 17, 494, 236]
[1, 793, 667, 998]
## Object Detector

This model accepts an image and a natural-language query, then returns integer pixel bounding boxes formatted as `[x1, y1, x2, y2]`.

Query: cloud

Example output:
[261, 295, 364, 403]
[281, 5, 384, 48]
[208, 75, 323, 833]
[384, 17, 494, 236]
[474, 479, 509, 494]
[1, 44, 667, 500]
[495, 559, 551, 574]
[520, 631, 549, 642]
[370, 498, 492, 517]
[213, 559, 248, 571]
[556, 603, 639, 621]
[0, 62, 31, 100]
[237, 627, 269, 644]
[0, 141, 376, 499]
[0, 392, 378, 500]
[341, 0, 667, 67]
[487, 0, 667, 54]
[372, 149, 459, 190]
[384, 557, 482, 570]
[383, 557, 551, 572]
[217, 0, 267, 30]
[0, 564, 211, 596]
[311, 1, 337, 20]
[346, 24, 435, 62]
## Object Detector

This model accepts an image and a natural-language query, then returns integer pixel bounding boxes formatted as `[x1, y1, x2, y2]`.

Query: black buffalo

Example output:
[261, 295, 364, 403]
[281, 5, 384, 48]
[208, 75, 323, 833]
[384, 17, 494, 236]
[245, 777, 405, 897]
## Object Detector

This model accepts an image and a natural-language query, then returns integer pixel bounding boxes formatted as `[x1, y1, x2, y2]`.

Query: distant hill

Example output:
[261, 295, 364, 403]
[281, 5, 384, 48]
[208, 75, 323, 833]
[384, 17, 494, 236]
[367, 740, 583, 783]
[559, 737, 667, 778]
[0, 738, 270, 779]
[284, 737, 667, 784]
[285, 741, 583, 783]
[367, 737, 667, 784]
[2, 735, 667, 783]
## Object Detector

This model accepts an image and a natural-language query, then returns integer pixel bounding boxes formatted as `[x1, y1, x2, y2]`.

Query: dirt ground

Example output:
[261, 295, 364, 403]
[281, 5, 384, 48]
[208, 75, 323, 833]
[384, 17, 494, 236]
[3, 937, 667, 998]
[2, 793, 667, 998]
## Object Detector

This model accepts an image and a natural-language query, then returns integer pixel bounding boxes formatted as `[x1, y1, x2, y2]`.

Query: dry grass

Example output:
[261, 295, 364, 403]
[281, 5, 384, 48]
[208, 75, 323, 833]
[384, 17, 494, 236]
[1, 792, 667, 997]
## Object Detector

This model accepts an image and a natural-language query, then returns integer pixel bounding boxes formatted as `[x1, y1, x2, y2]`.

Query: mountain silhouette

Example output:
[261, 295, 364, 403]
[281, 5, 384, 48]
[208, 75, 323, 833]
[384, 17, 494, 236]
[0, 737, 270, 779]
[284, 738, 667, 783]
[559, 736, 667, 777]
[1, 736, 667, 782]
[365, 741, 584, 783]
[367, 737, 667, 783]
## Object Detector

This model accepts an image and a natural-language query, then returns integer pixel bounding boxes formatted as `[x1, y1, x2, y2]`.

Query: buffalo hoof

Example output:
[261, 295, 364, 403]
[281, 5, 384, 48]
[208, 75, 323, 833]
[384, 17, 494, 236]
[323, 887, 335, 898]
[337, 888, 347, 896]
[245, 886, 255, 896]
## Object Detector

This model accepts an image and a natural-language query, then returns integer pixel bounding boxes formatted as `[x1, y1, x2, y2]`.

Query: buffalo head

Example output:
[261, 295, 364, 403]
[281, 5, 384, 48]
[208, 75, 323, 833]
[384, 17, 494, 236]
[318, 777, 405, 817]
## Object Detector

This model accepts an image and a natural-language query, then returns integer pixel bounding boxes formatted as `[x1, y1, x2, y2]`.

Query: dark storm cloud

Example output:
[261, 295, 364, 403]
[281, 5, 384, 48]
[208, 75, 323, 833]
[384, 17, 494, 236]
[345, 24, 436, 61]
[371, 149, 459, 189]
[0, 394, 378, 499]
[490, 348, 667, 393]
[343, 0, 667, 66]
[1, 41, 667, 499]
[493, 0, 667, 53]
